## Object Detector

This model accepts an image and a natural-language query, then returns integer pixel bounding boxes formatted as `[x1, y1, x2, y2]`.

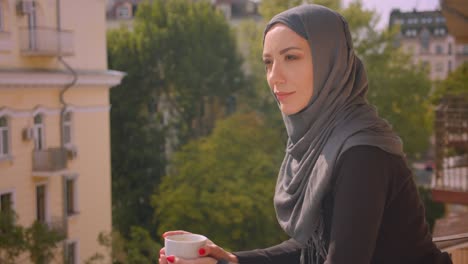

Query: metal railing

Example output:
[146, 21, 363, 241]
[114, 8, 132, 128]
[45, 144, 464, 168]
[19, 27, 74, 56]
[33, 147, 68, 172]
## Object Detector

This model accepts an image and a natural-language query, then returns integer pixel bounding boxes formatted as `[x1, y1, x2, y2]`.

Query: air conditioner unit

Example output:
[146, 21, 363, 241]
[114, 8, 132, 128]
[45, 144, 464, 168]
[16, 0, 35, 16]
[22, 127, 34, 141]
[65, 145, 78, 160]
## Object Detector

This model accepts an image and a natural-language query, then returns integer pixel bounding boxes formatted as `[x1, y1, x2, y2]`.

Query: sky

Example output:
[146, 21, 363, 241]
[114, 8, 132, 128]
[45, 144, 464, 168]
[341, 0, 440, 29]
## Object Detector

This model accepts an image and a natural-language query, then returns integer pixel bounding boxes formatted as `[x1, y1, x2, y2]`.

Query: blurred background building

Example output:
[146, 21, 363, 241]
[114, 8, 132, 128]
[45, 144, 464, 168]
[389, 8, 468, 81]
[0, 0, 123, 263]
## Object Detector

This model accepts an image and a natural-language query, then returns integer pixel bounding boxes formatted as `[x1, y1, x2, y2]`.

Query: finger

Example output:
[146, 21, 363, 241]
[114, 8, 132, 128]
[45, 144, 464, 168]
[198, 244, 231, 260]
[162, 230, 191, 238]
[166, 255, 176, 263]
[160, 247, 165, 255]
[159, 255, 168, 264]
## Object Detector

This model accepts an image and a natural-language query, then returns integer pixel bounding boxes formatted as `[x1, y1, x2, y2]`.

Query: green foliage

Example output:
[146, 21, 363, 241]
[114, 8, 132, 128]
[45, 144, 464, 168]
[109, 0, 246, 236]
[25, 221, 66, 264]
[85, 229, 161, 264]
[108, 25, 166, 237]
[0, 210, 65, 264]
[126, 227, 160, 264]
[135, 0, 245, 140]
[153, 113, 287, 250]
[431, 62, 468, 103]
[0, 211, 26, 264]
[417, 187, 445, 232]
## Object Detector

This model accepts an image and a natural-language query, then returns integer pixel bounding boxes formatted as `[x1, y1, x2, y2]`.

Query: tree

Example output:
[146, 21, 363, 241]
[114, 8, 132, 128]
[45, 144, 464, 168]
[152, 113, 288, 250]
[108, 0, 246, 237]
[85, 228, 161, 264]
[0, 211, 25, 264]
[108, 26, 166, 237]
[0, 210, 65, 264]
[431, 62, 468, 102]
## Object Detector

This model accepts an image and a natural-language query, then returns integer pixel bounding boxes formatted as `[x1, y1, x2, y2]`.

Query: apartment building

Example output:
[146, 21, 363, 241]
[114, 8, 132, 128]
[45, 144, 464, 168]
[0, 0, 123, 263]
[389, 8, 468, 81]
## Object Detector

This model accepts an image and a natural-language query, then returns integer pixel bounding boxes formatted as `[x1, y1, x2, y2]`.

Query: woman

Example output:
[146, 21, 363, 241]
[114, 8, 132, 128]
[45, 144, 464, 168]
[159, 4, 452, 264]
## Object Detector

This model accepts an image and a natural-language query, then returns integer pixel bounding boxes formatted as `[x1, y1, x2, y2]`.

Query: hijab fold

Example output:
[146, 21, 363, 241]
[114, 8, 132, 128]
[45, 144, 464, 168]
[264, 4, 404, 263]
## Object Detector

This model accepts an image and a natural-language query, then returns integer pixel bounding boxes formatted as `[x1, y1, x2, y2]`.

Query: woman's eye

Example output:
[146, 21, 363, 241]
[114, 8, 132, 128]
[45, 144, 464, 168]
[263, 59, 272, 66]
[285, 54, 298, 61]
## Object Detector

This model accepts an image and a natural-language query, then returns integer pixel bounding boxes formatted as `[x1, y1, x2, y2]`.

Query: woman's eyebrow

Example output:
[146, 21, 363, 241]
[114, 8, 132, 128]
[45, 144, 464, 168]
[263, 46, 302, 58]
[279, 46, 302, 55]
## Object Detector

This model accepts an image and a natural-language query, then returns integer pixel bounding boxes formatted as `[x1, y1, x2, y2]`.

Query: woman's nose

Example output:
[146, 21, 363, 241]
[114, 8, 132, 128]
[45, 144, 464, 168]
[269, 62, 285, 86]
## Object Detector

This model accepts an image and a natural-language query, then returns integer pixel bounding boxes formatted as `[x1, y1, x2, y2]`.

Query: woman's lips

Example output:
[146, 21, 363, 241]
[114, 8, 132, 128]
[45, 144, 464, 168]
[275, 91, 296, 101]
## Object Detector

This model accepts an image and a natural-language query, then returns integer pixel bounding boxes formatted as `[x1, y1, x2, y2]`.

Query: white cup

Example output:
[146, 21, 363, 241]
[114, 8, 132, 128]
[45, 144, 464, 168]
[165, 234, 208, 259]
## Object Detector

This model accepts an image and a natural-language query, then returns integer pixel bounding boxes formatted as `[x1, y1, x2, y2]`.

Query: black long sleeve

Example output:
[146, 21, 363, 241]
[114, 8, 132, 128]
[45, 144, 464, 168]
[234, 238, 301, 264]
[233, 146, 450, 264]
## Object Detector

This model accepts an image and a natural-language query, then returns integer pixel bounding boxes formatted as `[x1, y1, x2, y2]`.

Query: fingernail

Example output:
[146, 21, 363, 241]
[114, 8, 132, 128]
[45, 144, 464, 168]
[167, 256, 175, 263]
[199, 248, 206, 255]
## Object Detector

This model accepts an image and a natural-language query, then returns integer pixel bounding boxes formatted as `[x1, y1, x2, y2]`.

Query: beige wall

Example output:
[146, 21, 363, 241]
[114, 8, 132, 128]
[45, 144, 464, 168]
[0, 0, 107, 70]
[0, 0, 121, 262]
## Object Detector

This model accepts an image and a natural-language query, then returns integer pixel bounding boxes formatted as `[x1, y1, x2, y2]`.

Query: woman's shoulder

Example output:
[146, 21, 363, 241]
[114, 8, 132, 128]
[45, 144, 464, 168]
[334, 145, 413, 190]
[338, 145, 410, 172]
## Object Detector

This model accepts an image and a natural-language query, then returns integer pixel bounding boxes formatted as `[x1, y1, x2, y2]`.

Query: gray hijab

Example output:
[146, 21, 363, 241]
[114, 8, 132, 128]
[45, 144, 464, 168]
[264, 4, 404, 262]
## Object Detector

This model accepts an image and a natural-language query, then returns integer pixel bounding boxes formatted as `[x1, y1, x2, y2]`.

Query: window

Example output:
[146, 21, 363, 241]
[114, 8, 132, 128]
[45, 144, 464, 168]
[435, 62, 444, 72]
[66, 177, 78, 216]
[116, 6, 130, 19]
[33, 114, 45, 150]
[63, 112, 72, 145]
[0, 116, 9, 158]
[36, 184, 47, 222]
[66, 241, 77, 264]
[436, 45, 443, 54]
[448, 60, 452, 73]
[448, 43, 452, 55]
[0, 192, 12, 212]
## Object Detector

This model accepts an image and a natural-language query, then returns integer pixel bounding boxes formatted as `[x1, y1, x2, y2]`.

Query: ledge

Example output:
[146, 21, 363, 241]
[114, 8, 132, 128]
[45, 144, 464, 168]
[0, 69, 126, 88]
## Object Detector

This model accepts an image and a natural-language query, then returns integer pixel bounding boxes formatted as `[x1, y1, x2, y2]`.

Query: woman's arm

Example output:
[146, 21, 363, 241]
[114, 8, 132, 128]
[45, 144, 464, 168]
[234, 238, 302, 264]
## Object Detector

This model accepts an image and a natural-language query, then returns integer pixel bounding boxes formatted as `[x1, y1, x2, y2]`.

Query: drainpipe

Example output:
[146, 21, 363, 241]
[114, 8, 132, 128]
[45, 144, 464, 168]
[56, 0, 78, 261]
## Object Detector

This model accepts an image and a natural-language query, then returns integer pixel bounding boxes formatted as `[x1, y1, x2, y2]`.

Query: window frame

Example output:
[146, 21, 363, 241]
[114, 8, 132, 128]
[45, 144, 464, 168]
[65, 240, 79, 264]
[0, 115, 10, 159]
[116, 5, 130, 19]
[65, 174, 79, 216]
[33, 113, 46, 150]
[0, 189, 15, 212]
[35, 182, 49, 223]
[63, 111, 73, 146]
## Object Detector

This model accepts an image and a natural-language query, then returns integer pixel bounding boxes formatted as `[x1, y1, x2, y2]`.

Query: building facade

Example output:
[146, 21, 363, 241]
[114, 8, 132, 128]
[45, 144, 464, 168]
[389, 9, 468, 81]
[0, 0, 123, 263]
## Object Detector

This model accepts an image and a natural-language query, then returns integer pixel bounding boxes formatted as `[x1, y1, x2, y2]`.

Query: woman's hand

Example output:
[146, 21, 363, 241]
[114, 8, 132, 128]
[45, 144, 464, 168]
[159, 230, 238, 264]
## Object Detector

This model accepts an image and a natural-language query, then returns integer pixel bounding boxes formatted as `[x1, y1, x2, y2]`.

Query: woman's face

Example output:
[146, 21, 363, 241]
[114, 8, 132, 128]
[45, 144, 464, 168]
[263, 24, 314, 115]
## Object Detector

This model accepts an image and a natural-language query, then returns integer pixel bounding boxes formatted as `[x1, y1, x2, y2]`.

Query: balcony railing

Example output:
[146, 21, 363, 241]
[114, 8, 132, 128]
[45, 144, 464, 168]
[432, 95, 468, 204]
[33, 147, 68, 173]
[19, 27, 74, 56]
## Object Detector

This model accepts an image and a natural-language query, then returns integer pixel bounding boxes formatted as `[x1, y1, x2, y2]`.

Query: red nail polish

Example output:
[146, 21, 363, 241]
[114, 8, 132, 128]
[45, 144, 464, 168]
[167, 256, 175, 263]
[199, 248, 206, 255]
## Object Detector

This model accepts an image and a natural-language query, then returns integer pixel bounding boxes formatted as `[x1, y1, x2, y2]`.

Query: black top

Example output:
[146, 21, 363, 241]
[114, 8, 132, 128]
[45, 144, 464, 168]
[234, 146, 452, 264]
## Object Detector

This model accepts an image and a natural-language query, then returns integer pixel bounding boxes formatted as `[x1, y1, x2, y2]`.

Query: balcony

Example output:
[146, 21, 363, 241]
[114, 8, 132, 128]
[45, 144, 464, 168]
[432, 95, 468, 204]
[32, 147, 68, 177]
[19, 27, 74, 56]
